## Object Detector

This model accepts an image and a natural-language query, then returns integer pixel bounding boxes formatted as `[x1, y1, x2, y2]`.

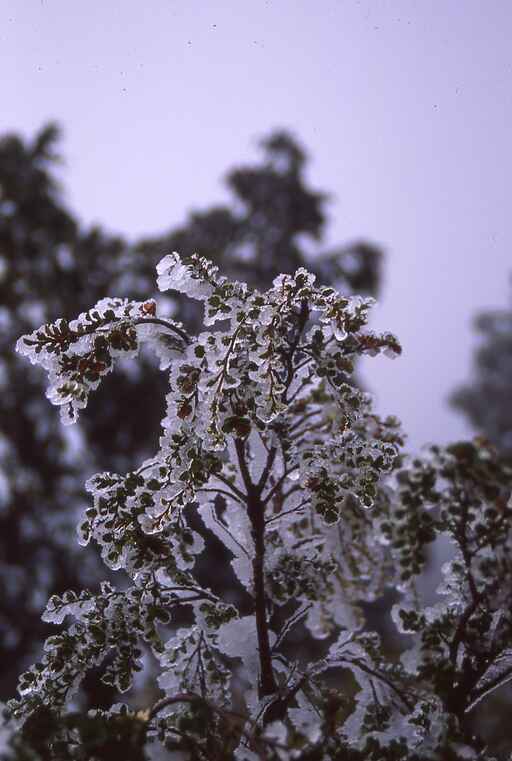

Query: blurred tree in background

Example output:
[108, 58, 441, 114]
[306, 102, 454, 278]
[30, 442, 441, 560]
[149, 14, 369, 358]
[0, 124, 127, 703]
[449, 289, 512, 756]
[451, 290, 512, 462]
[0, 123, 382, 700]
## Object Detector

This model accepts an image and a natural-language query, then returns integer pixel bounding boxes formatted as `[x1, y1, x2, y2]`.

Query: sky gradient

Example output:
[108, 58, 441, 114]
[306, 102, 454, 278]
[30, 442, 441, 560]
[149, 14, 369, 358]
[2, 0, 511, 450]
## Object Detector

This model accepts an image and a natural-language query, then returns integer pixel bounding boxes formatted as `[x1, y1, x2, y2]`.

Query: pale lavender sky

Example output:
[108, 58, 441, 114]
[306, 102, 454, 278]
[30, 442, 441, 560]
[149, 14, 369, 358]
[2, 0, 511, 450]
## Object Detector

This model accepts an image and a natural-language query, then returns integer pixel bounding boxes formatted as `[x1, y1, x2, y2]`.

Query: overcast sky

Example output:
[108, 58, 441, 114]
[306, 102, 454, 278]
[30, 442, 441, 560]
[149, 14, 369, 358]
[2, 0, 511, 451]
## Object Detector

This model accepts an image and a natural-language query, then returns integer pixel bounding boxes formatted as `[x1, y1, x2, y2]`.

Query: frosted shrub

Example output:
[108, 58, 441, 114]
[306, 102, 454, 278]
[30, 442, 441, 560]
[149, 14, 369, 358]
[4, 253, 512, 760]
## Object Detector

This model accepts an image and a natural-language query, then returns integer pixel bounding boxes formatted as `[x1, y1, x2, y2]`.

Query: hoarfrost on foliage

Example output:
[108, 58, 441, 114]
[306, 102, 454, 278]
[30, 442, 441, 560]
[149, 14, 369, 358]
[8, 250, 512, 759]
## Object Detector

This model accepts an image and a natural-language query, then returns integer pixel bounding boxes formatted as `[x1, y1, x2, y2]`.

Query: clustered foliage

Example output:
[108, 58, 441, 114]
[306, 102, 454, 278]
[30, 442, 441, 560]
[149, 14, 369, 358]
[0, 125, 382, 702]
[451, 291, 512, 462]
[3, 253, 512, 760]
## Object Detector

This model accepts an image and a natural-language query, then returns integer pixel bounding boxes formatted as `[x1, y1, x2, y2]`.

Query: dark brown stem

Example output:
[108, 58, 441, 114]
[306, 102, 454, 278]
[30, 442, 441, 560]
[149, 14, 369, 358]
[249, 491, 277, 699]
[132, 316, 191, 345]
[256, 446, 277, 494]
[91, 315, 191, 345]
[235, 439, 277, 702]
[214, 472, 247, 502]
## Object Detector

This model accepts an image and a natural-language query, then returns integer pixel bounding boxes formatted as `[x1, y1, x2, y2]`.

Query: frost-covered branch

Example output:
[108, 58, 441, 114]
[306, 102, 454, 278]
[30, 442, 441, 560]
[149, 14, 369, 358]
[5, 252, 512, 760]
